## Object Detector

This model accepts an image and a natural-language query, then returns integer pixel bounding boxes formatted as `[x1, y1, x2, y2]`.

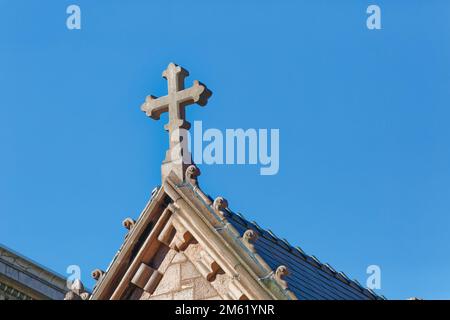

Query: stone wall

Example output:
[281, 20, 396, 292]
[139, 242, 231, 300]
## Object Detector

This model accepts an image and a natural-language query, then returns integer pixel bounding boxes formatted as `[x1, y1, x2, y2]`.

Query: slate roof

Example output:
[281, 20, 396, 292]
[223, 210, 385, 300]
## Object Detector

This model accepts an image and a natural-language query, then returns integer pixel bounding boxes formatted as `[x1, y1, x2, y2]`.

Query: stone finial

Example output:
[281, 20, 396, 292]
[79, 292, 90, 300]
[213, 196, 228, 218]
[64, 279, 90, 300]
[185, 165, 200, 186]
[122, 217, 136, 230]
[242, 229, 259, 252]
[91, 269, 105, 281]
[64, 291, 81, 300]
[273, 266, 298, 300]
[71, 278, 84, 295]
[274, 265, 289, 290]
[140, 63, 212, 182]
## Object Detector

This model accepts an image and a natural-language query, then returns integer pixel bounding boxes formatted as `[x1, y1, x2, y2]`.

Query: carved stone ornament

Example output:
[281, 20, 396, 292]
[140, 62, 212, 182]
[64, 279, 90, 300]
[213, 196, 229, 218]
[91, 269, 105, 281]
[122, 217, 136, 230]
[242, 229, 259, 252]
[197, 249, 221, 282]
[185, 164, 201, 186]
[274, 265, 289, 290]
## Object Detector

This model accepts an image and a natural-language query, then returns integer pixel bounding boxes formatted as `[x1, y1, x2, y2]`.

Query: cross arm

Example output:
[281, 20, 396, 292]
[140, 95, 170, 120]
[177, 80, 212, 107]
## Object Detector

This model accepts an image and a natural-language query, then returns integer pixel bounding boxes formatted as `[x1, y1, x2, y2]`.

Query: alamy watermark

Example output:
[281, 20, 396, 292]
[66, 5, 81, 30]
[367, 5, 381, 30]
[366, 264, 381, 290]
[66, 264, 81, 289]
[66, 4, 382, 31]
[170, 121, 280, 176]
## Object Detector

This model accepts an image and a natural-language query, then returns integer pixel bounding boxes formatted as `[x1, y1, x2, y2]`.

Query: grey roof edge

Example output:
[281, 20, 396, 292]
[91, 185, 165, 298]
[0, 243, 67, 285]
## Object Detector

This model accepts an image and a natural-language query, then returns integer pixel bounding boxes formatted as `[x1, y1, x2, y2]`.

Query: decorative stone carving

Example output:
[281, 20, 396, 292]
[185, 165, 200, 186]
[91, 269, 105, 281]
[140, 62, 212, 182]
[213, 197, 228, 211]
[212, 197, 228, 218]
[171, 218, 193, 251]
[131, 263, 159, 291]
[64, 279, 90, 300]
[274, 265, 289, 290]
[197, 249, 221, 282]
[242, 229, 258, 252]
[273, 266, 297, 300]
[122, 217, 136, 230]
[173, 230, 193, 252]
[157, 219, 176, 247]
[80, 292, 90, 300]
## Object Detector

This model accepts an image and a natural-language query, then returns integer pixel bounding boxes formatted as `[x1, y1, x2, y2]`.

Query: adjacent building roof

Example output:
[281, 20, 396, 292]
[0, 244, 67, 300]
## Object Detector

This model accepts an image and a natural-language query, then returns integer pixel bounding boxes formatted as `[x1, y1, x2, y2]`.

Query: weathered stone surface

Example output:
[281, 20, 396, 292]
[174, 288, 194, 300]
[152, 264, 180, 296]
[139, 242, 227, 300]
[211, 273, 231, 298]
[184, 241, 203, 260]
[181, 278, 195, 289]
[148, 292, 173, 300]
[193, 276, 218, 300]
[153, 247, 177, 273]
[139, 291, 151, 300]
[172, 252, 187, 264]
[181, 261, 200, 280]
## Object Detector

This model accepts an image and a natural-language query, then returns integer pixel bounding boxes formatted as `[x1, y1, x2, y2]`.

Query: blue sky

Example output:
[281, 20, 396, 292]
[1, 0, 450, 300]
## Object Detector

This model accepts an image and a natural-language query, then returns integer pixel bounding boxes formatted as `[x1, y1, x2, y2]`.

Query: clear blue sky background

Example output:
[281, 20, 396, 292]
[1, 0, 449, 300]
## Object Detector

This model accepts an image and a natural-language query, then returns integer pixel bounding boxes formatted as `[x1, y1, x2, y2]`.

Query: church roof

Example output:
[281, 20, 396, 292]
[224, 211, 385, 300]
[88, 172, 385, 300]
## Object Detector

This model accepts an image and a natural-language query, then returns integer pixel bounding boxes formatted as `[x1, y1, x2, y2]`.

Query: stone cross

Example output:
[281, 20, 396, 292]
[141, 63, 211, 182]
